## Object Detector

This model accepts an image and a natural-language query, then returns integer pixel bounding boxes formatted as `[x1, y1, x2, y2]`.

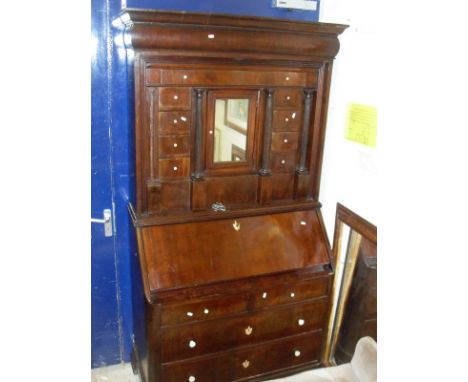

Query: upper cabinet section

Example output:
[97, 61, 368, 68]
[116, 10, 347, 223]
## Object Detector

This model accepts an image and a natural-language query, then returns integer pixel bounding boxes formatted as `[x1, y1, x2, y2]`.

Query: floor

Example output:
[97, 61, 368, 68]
[91, 363, 140, 382]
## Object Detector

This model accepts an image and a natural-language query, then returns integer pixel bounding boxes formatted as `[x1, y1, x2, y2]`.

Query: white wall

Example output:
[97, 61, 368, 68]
[319, 0, 378, 237]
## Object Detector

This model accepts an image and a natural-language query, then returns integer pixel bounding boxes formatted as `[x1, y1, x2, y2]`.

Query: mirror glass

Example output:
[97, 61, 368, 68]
[214, 98, 249, 162]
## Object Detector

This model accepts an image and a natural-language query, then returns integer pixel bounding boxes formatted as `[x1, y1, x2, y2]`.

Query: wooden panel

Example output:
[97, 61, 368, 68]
[272, 110, 302, 131]
[271, 132, 300, 152]
[158, 135, 190, 157]
[271, 151, 297, 173]
[158, 157, 190, 179]
[139, 210, 330, 292]
[251, 277, 329, 309]
[158, 111, 191, 135]
[161, 331, 323, 382]
[274, 89, 303, 108]
[147, 180, 191, 213]
[271, 173, 295, 200]
[159, 68, 310, 87]
[161, 299, 327, 362]
[161, 294, 249, 326]
[191, 175, 258, 210]
[159, 87, 191, 110]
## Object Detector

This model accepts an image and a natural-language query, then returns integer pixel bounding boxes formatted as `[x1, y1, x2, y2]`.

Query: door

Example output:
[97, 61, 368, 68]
[91, 0, 121, 367]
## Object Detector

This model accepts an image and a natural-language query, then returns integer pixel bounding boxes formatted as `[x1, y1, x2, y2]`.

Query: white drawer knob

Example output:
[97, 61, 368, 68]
[286, 96, 291, 100]
[286, 76, 290, 81]
[292, 112, 296, 119]
[262, 292, 268, 299]
[180, 116, 187, 122]
[245, 326, 253, 336]
[298, 319, 305, 326]
[209, 130, 213, 135]
[300, 221, 307, 226]
[203, 308, 209, 314]
[183, 74, 188, 79]
[208, 33, 215, 39]
[173, 143, 178, 148]
[173, 95, 179, 100]
[294, 350, 301, 357]
[283, 139, 288, 143]
[281, 160, 286, 165]
[173, 166, 178, 171]
[189, 340, 197, 348]
[290, 292, 295, 298]
[285, 117, 289, 122]
[188, 376, 196, 382]
[242, 360, 250, 368]
[173, 119, 178, 124]
[186, 311, 194, 317]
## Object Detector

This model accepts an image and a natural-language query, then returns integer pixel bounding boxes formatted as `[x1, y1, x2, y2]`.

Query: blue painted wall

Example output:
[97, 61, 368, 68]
[91, 0, 320, 368]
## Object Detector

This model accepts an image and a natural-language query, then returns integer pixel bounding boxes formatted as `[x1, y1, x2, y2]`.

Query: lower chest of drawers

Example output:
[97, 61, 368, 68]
[143, 275, 332, 382]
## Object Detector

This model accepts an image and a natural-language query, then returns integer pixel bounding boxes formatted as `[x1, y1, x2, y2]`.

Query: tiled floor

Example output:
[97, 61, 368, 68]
[91, 363, 140, 382]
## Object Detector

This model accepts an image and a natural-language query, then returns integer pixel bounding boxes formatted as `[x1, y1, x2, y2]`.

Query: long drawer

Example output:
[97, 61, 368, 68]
[161, 331, 323, 382]
[160, 299, 328, 363]
[146, 68, 317, 87]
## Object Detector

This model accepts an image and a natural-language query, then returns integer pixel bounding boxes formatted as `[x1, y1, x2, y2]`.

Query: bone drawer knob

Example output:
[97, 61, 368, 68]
[173, 166, 178, 171]
[285, 117, 289, 122]
[281, 160, 286, 165]
[298, 319, 305, 326]
[262, 292, 268, 299]
[186, 311, 194, 317]
[173, 119, 178, 124]
[283, 139, 288, 143]
[244, 326, 253, 336]
[183, 74, 188, 79]
[294, 350, 301, 357]
[204, 308, 209, 314]
[188, 376, 196, 382]
[189, 340, 197, 348]
[180, 116, 187, 122]
[242, 360, 250, 368]
[290, 292, 295, 298]
[286, 76, 290, 81]
[173, 143, 178, 148]
[208, 33, 215, 39]
[173, 95, 179, 100]
[286, 96, 291, 100]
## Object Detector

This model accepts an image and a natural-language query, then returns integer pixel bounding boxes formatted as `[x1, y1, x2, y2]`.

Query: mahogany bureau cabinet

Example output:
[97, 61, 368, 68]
[117, 9, 347, 382]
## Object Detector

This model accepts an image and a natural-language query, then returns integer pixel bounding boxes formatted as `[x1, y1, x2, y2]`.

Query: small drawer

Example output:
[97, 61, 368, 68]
[252, 277, 330, 309]
[159, 157, 190, 179]
[160, 300, 327, 363]
[159, 87, 191, 110]
[161, 331, 323, 382]
[271, 151, 297, 173]
[274, 89, 303, 108]
[159, 135, 190, 158]
[271, 132, 300, 152]
[147, 180, 190, 213]
[158, 111, 191, 135]
[272, 110, 302, 131]
[161, 294, 248, 326]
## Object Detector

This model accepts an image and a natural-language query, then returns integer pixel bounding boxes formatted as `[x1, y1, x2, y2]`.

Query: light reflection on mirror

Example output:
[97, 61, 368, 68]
[214, 99, 249, 163]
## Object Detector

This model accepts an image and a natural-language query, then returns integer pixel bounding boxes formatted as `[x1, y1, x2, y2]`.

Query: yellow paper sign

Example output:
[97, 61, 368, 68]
[345, 103, 377, 148]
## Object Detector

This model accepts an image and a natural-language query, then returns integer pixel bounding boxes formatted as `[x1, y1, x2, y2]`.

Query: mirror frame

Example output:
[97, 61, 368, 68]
[323, 203, 377, 365]
[204, 89, 259, 175]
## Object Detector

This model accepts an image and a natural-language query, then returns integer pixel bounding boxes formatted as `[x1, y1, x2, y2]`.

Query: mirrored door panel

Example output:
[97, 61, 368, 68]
[205, 90, 259, 174]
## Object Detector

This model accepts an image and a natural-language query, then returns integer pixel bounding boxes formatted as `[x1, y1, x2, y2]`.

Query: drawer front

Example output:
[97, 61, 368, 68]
[156, 68, 309, 87]
[274, 89, 303, 108]
[159, 135, 190, 157]
[271, 132, 300, 152]
[271, 173, 295, 201]
[161, 299, 327, 363]
[272, 110, 302, 131]
[159, 87, 192, 110]
[158, 111, 191, 135]
[161, 331, 323, 382]
[147, 180, 191, 213]
[252, 277, 329, 309]
[271, 151, 297, 173]
[161, 294, 249, 326]
[159, 157, 190, 179]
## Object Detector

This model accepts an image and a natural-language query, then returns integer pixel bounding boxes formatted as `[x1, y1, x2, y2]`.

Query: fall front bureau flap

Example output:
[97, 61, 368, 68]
[135, 209, 331, 302]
